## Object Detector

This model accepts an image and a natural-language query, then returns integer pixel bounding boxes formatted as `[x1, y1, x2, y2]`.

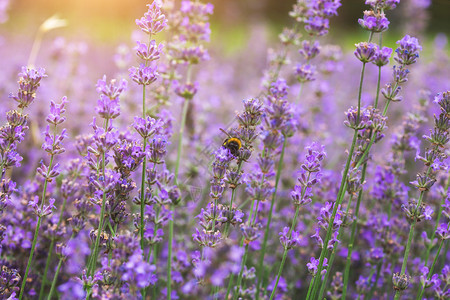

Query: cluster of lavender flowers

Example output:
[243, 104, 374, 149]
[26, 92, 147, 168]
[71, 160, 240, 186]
[0, 0, 449, 299]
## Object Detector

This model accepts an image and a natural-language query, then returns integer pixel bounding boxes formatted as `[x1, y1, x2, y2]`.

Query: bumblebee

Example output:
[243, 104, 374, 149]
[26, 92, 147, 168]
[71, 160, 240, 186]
[220, 128, 242, 157]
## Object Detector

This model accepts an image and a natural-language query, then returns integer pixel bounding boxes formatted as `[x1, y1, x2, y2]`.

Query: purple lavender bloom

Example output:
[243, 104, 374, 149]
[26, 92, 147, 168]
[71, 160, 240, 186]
[305, 15, 330, 36]
[134, 40, 164, 61]
[269, 78, 289, 99]
[0, 266, 21, 296]
[46, 96, 68, 126]
[307, 257, 329, 276]
[354, 42, 377, 63]
[42, 126, 67, 155]
[181, 0, 214, 15]
[96, 76, 127, 100]
[358, 10, 389, 32]
[392, 65, 410, 83]
[9, 66, 47, 109]
[37, 161, 61, 181]
[95, 95, 120, 120]
[129, 64, 158, 85]
[294, 63, 316, 82]
[192, 228, 222, 248]
[344, 106, 373, 130]
[174, 81, 199, 99]
[171, 45, 210, 64]
[132, 116, 163, 138]
[365, 0, 400, 10]
[299, 40, 321, 60]
[381, 82, 403, 102]
[373, 46, 392, 67]
[368, 247, 384, 264]
[394, 35, 422, 65]
[436, 223, 450, 240]
[146, 135, 168, 165]
[279, 227, 301, 249]
[28, 196, 56, 217]
[135, 2, 167, 35]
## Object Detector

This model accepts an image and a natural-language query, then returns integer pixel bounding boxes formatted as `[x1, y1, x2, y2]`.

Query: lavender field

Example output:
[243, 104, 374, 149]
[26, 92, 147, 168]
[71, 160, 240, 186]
[0, 0, 449, 299]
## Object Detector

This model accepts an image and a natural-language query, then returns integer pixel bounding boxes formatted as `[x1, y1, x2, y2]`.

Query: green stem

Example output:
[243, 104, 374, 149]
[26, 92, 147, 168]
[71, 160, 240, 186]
[307, 131, 358, 300]
[374, 32, 383, 109]
[393, 189, 427, 300]
[234, 243, 250, 299]
[87, 118, 110, 279]
[374, 66, 382, 109]
[168, 95, 190, 300]
[367, 261, 383, 299]
[305, 276, 315, 300]
[424, 171, 450, 264]
[318, 194, 355, 299]
[39, 195, 68, 300]
[233, 200, 260, 299]
[342, 163, 367, 299]
[356, 63, 366, 124]
[19, 154, 55, 300]
[139, 82, 148, 300]
[417, 224, 449, 299]
[256, 138, 287, 297]
[19, 216, 43, 300]
[269, 207, 300, 300]
[47, 257, 63, 300]
[140, 84, 148, 250]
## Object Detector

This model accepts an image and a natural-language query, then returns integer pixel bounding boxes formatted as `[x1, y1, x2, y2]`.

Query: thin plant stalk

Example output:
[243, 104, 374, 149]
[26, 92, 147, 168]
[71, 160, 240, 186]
[87, 118, 111, 278]
[269, 171, 312, 299]
[424, 171, 450, 264]
[366, 261, 383, 299]
[306, 131, 357, 300]
[307, 39, 376, 296]
[168, 67, 192, 299]
[317, 194, 355, 299]
[393, 164, 435, 300]
[226, 199, 258, 299]
[140, 84, 148, 250]
[233, 200, 260, 300]
[341, 163, 368, 299]
[269, 207, 300, 300]
[47, 257, 63, 300]
[417, 225, 449, 299]
[256, 138, 287, 296]
[38, 195, 69, 300]
[19, 151, 56, 299]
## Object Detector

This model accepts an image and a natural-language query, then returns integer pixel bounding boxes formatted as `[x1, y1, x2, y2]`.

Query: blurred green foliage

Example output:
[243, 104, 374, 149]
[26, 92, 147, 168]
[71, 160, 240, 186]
[2, 0, 449, 52]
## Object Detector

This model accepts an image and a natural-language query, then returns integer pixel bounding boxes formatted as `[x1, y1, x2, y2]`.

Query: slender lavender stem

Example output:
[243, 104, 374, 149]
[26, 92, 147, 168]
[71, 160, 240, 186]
[269, 207, 300, 300]
[47, 256, 64, 300]
[256, 138, 287, 296]
[233, 200, 260, 300]
[168, 82, 191, 299]
[418, 221, 450, 299]
[341, 163, 367, 299]
[140, 84, 147, 250]
[374, 32, 383, 109]
[424, 171, 450, 264]
[366, 260, 383, 299]
[87, 118, 110, 279]
[318, 194, 355, 299]
[306, 132, 357, 300]
[19, 153, 55, 300]
[39, 195, 68, 300]
[394, 166, 433, 300]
